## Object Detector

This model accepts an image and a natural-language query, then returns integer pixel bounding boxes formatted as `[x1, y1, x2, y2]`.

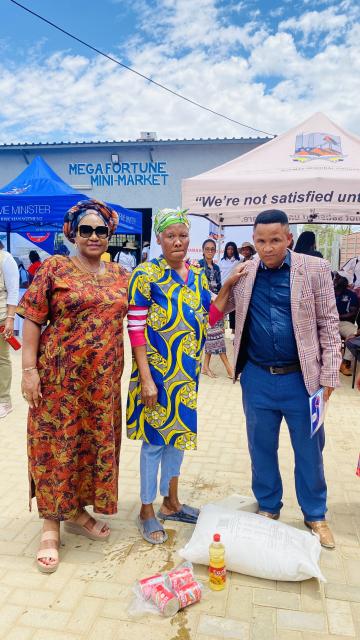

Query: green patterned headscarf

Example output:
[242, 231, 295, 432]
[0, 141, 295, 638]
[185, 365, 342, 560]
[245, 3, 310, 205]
[153, 208, 190, 235]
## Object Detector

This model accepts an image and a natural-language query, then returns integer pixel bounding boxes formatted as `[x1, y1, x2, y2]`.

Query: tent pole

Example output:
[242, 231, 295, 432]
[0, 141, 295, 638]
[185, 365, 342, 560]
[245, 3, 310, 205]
[217, 222, 223, 261]
[6, 223, 10, 253]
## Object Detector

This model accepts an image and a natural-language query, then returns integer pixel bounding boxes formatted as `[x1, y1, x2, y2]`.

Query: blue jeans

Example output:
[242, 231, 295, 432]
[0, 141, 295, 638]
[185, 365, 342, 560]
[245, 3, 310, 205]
[140, 442, 185, 504]
[240, 361, 327, 522]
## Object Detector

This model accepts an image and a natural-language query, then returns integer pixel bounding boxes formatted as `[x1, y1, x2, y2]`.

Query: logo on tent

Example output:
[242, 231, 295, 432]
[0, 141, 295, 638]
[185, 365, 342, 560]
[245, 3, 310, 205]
[292, 132, 344, 163]
[0, 184, 31, 195]
[26, 232, 50, 243]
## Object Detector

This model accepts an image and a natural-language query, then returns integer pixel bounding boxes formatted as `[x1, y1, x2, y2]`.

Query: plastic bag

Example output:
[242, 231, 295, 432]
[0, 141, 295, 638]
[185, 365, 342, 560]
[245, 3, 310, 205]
[128, 561, 204, 618]
[179, 504, 325, 582]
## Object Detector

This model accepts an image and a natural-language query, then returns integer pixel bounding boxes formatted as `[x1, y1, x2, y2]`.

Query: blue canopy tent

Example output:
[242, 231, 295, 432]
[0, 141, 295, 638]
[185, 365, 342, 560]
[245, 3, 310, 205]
[0, 156, 142, 250]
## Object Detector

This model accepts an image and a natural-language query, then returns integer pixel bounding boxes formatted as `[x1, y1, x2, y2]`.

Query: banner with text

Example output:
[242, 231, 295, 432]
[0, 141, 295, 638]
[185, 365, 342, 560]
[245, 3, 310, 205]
[182, 112, 360, 226]
[68, 161, 169, 188]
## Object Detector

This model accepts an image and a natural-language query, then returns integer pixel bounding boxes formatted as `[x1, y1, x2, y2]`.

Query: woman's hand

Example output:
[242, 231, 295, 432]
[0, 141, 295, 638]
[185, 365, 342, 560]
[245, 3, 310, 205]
[140, 375, 158, 408]
[226, 261, 249, 287]
[21, 370, 42, 408]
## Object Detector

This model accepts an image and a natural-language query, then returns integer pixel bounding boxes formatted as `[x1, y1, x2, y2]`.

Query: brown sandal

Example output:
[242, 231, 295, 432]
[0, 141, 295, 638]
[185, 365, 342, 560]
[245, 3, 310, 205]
[37, 529, 60, 574]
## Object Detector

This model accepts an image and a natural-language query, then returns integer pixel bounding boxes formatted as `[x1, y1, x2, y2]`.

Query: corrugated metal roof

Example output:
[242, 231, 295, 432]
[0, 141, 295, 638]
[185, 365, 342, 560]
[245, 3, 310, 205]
[0, 136, 270, 151]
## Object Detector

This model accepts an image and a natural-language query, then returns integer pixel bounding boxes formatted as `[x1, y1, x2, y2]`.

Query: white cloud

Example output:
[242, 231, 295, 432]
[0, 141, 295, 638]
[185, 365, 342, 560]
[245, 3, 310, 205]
[269, 7, 285, 18]
[279, 6, 356, 46]
[136, 0, 268, 52]
[249, 32, 302, 77]
[0, 0, 360, 143]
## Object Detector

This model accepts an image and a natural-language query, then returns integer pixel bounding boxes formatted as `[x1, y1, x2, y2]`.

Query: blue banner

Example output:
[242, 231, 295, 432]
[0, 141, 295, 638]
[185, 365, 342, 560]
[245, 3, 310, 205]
[0, 157, 142, 235]
[0, 196, 142, 235]
[17, 231, 56, 255]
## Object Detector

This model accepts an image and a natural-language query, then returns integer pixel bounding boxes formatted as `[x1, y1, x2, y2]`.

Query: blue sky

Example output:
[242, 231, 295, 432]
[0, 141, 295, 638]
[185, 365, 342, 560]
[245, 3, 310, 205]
[1, 0, 360, 142]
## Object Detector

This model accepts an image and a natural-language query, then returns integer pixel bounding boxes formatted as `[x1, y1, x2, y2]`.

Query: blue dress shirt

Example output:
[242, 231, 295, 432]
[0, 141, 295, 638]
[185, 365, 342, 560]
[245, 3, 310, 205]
[246, 251, 299, 366]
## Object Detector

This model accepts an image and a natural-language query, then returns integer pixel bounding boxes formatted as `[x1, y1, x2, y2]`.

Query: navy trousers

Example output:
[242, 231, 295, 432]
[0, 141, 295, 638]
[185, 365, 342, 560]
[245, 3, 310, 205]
[240, 361, 327, 521]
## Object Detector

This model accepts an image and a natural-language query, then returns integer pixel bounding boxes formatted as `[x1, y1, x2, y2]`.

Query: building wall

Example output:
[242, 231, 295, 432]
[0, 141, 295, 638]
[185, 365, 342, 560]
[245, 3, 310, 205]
[340, 232, 360, 266]
[0, 137, 268, 259]
[0, 138, 267, 213]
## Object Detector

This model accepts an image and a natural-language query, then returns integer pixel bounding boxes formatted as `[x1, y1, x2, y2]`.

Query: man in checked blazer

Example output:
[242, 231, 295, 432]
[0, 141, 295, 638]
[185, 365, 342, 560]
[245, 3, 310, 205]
[214, 210, 341, 548]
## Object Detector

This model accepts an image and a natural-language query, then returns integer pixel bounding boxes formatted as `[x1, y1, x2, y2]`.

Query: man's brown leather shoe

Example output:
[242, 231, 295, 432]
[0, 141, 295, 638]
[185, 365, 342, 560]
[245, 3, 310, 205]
[257, 510, 280, 520]
[340, 362, 352, 376]
[304, 520, 335, 548]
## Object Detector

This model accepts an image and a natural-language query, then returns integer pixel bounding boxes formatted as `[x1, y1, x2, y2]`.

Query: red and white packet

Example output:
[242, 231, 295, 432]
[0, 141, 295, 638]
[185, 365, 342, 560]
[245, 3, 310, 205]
[129, 561, 204, 618]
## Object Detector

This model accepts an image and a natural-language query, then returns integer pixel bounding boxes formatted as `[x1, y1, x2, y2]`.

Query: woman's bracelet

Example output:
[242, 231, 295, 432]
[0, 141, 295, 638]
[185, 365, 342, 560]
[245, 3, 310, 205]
[22, 366, 38, 372]
[6, 315, 15, 319]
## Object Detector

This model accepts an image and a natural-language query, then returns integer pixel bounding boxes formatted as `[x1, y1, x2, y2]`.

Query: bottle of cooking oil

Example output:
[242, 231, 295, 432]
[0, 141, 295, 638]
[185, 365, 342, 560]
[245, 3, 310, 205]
[209, 533, 226, 591]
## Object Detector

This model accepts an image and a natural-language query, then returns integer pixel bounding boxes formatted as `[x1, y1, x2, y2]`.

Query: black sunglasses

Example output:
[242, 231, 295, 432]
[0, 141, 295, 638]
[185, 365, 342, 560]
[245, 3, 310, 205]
[78, 224, 109, 239]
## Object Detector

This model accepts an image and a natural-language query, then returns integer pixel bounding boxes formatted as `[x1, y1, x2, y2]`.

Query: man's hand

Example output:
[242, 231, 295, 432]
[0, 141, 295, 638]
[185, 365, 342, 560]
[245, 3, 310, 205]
[323, 387, 334, 402]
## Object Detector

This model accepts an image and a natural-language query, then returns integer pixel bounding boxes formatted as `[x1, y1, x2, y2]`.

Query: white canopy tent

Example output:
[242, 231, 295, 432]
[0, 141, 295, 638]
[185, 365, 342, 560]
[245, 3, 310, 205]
[182, 112, 360, 227]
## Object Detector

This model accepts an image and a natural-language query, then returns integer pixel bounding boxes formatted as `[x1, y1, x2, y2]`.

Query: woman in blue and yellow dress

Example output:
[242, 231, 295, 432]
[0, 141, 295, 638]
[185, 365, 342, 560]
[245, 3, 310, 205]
[126, 208, 215, 544]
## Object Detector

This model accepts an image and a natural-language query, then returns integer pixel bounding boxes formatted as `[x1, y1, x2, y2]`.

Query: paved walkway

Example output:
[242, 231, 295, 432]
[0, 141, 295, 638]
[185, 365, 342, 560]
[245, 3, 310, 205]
[0, 337, 359, 640]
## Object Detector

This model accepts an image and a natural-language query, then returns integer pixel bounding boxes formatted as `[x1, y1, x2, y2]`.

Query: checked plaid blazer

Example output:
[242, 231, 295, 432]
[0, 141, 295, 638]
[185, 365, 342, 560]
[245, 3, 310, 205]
[226, 251, 341, 396]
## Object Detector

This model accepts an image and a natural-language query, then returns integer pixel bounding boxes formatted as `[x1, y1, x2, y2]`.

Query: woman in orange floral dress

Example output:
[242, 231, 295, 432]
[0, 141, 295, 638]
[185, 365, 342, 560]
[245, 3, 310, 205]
[18, 200, 128, 573]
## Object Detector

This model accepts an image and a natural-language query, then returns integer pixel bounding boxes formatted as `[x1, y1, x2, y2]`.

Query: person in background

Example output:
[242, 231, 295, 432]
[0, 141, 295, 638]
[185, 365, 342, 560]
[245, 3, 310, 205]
[342, 256, 360, 288]
[294, 231, 323, 258]
[220, 242, 243, 334]
[15, 257, 29, 290]
[14, 258, 29, 337]
[239, 241, 256, 261]
[141, 241, 150, 262]
[334, 271, 359, 376]
[18, 199, 129, 573]
[213, 210, 341, 548]
[114, 242, 137, 272]
[101, 250, 111, 262]
[27, 251, 42, 284]
[200, 238, 233, 379]
[0, 241, 19, 418]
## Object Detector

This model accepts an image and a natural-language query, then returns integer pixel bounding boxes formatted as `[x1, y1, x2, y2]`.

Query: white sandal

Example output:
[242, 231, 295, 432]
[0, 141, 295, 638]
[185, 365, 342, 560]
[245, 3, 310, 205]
[37, 529, 60, 574]
[64, 512, 110, 541]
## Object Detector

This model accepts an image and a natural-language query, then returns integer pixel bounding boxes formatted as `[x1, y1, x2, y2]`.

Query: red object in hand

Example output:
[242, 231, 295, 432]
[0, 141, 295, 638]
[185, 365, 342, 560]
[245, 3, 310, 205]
[0, 326, 21, 350]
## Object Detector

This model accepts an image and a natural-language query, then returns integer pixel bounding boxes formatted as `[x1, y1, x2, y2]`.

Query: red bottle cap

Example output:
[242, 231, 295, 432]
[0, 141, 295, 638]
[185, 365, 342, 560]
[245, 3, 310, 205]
[213, 533, 221, 542]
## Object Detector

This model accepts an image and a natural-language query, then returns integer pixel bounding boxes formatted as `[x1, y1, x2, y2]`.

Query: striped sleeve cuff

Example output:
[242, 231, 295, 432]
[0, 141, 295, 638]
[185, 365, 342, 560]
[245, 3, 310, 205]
[128, 305, 148, 347]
